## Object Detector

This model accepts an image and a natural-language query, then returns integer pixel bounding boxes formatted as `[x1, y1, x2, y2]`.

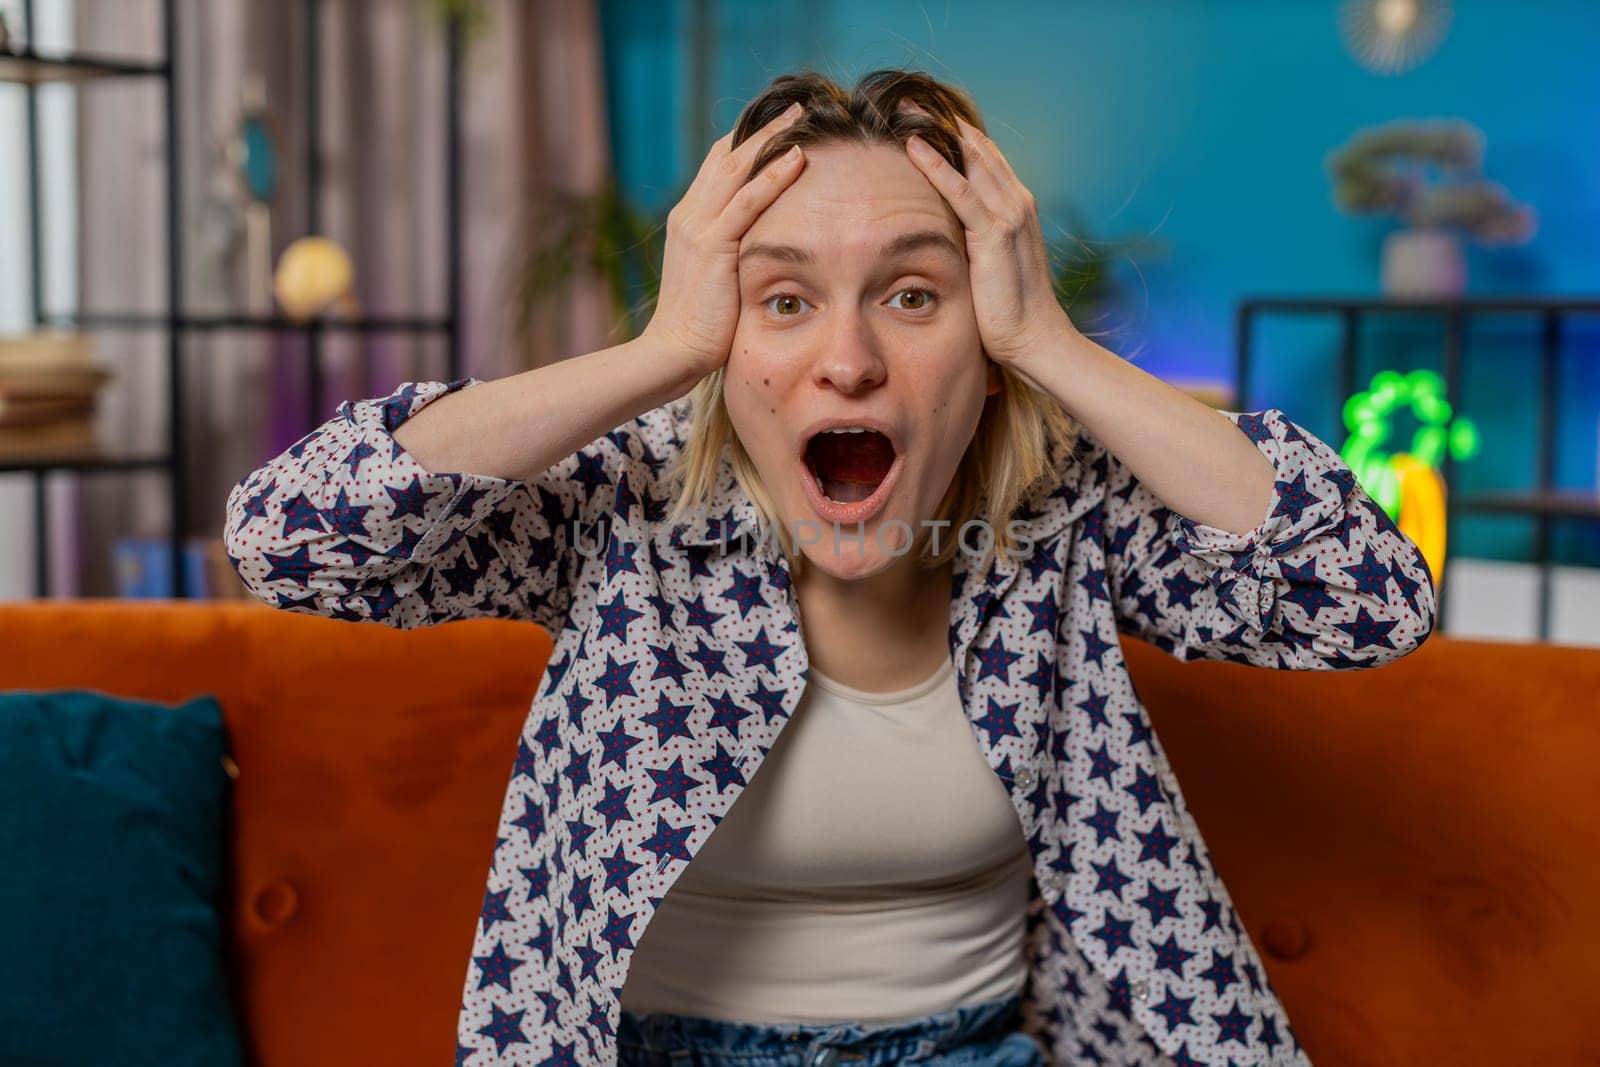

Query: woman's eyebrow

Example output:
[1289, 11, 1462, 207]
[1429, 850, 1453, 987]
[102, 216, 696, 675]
[738, 229, 963, 268]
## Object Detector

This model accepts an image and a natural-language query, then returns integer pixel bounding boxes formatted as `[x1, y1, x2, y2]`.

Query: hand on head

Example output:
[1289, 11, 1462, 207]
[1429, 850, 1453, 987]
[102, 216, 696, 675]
[894, 99, 1079, 368]
[640, 104, 808, 378]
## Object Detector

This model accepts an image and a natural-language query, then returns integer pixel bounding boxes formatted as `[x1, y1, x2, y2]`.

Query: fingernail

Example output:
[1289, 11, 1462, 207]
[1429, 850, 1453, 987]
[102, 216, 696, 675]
[907, 135, 936, 161]
[782, 101, 803, 120]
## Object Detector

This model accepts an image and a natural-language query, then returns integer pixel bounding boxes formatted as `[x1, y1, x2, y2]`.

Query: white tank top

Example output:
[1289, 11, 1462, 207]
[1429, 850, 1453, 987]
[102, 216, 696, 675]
[618, 654, 1033, 1025]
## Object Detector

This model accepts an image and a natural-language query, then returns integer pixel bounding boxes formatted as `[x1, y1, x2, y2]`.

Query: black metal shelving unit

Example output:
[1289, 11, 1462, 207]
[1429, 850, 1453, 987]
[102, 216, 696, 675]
[1235, 295, 1600, 640]
[2, 0, 463, 599]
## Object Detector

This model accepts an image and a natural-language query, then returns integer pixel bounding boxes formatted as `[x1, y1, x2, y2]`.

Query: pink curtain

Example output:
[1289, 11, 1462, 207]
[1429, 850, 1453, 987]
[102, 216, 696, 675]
[67, 0, 618, 596]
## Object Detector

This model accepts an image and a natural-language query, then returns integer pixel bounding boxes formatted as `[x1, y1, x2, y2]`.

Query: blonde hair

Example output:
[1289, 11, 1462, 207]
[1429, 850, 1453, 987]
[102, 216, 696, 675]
[660, 69, 1083, 580]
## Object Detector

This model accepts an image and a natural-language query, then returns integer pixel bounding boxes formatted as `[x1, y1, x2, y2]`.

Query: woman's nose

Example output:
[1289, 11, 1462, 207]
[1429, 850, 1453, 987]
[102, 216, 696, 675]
[811, 308, 887, 393]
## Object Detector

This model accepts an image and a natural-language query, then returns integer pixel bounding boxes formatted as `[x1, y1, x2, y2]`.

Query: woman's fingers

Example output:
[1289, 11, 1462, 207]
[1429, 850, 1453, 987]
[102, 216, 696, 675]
[954, 114, 1024, 192]
[903, 111, 1039, 239]
[720, 101, 803, 185]
[906, 132, 998, 237]
[898, 100, 1003, 231]
[692, 102, 803, 214]
[949, 120, 1015, 213]
[715, 144, 807, 241]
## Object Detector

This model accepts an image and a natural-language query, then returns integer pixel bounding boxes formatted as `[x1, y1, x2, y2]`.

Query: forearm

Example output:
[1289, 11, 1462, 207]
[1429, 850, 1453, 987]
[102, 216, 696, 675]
[1008, 329, 1277, 536]
[393, 336, 706, 482]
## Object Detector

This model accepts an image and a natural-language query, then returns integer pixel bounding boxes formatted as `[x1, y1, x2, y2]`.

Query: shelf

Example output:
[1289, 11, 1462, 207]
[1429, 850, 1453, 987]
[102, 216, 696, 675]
[1238, 293, 1600, 641]
[0, 48, 167, 84]
[42, 312, 454, 335]
[1456, 490, 1600, 521]
[11, 0, 467, 601]
[1240, 295, 1600, 314]
[0, 449, 172, 476]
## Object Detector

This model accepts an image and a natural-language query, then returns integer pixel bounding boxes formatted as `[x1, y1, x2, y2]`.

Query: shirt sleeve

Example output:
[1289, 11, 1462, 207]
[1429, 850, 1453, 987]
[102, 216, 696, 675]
[1087, 407, 1438, 669]
[222, 377, 671, 634]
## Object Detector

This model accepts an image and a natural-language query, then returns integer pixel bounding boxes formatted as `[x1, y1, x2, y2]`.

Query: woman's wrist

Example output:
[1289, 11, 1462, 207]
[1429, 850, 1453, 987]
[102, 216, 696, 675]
[632, 327, 726, 394]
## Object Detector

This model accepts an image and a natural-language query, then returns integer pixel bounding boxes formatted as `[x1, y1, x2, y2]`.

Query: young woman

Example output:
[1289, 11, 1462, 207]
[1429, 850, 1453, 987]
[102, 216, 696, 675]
[224, 70, 1436, 1067]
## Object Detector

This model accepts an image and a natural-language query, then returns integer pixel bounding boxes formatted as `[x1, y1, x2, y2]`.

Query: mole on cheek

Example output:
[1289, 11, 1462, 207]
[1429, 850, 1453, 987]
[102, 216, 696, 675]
[763, 377, 770, 386]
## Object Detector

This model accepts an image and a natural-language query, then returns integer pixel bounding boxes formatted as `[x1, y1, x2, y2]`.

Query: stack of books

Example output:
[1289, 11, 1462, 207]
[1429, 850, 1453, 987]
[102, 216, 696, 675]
[114, 536, 261, 601]
[1168, 378, 1239, 411]
[0, 331, 112, 460]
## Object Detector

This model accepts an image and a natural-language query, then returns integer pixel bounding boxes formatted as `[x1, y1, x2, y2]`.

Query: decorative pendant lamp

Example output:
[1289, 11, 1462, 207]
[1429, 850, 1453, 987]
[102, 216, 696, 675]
[1339, 0, 1454, 75]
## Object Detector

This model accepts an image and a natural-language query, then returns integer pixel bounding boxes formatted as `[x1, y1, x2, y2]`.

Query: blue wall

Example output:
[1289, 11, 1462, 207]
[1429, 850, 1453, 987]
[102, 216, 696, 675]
[599, 0, 1600, 565]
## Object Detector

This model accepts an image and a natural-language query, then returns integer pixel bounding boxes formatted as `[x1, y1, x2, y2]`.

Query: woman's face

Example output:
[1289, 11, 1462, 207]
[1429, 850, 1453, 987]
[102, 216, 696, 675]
[724, 139, 1000, 582]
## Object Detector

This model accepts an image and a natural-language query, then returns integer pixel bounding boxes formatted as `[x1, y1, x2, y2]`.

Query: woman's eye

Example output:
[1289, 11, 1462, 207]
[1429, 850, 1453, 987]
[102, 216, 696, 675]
[765, 293, 812, 316]
[890, 287, 937, 311]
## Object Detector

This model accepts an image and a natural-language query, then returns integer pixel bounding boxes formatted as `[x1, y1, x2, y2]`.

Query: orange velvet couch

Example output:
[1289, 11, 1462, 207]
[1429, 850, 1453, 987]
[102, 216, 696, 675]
[2, 599, 1595, 1064]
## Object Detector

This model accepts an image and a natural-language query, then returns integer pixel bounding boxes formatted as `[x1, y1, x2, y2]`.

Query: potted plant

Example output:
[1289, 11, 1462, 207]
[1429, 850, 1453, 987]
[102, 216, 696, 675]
[1325, 118, 1536, 297]
[508, 176, 669, 355]
[1042, 202, 1168, 351]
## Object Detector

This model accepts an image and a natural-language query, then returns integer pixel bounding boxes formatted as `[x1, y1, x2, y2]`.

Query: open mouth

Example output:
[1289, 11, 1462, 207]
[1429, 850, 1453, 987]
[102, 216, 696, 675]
[804, 427, 897, 504]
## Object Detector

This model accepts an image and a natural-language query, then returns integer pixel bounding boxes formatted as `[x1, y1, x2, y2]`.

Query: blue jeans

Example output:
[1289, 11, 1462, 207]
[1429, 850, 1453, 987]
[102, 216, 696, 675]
[616, 990, 1045, 1066]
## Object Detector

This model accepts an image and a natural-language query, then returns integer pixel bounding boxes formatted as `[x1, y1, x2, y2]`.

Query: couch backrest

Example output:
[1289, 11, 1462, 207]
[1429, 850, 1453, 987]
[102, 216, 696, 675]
[1123, 633, 1600, 1062]
[1, 600, 550, 1066]
[3, 601, 1596, 1063]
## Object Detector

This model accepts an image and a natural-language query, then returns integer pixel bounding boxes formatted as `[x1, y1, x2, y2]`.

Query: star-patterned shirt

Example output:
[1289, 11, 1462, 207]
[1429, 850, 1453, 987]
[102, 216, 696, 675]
[223, 377, 1437, 1066]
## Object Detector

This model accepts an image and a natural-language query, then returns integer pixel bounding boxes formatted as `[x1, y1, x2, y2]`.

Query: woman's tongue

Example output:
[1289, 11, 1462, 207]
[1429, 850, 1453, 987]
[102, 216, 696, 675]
[809, 432, 895, 505]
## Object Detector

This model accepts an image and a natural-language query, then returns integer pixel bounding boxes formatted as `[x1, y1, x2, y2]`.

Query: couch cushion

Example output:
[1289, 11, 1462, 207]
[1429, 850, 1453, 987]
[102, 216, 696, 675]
[0, 688, 244, 1067]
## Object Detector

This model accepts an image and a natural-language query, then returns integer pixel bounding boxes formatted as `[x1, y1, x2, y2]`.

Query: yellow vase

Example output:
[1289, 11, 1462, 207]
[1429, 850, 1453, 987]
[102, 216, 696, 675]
[1392, 452, 1446, 589]
[273, 237, 357, 321]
